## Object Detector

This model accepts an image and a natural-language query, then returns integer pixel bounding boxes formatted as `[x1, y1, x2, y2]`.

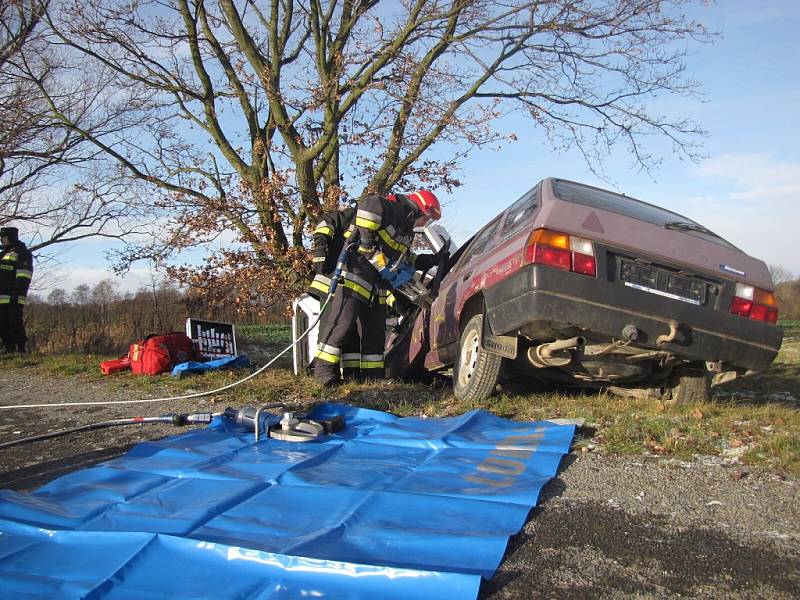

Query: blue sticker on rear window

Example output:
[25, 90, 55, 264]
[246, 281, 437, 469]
[720, 264, 746, 277]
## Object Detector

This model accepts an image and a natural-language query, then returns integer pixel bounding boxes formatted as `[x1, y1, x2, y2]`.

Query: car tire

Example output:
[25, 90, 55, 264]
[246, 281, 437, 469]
[668, 367, 711, 405]
[453, 313, 502, 402]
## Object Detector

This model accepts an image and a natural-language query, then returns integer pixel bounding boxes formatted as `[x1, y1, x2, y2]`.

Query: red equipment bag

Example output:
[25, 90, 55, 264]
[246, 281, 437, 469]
[129, 332, 202, 376]
[100, 356, 131, 375]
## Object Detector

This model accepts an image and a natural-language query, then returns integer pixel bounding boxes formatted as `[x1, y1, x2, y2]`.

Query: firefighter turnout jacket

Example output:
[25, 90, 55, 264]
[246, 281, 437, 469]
[345, 194, 420, 305]
[0, 240, 33, 306]
[307, 206, 357, 300]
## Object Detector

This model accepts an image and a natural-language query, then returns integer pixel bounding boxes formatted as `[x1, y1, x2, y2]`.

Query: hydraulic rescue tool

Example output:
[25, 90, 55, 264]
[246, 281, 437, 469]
[369, 250, 434, 307]
[377, 222, 454, 308]
[222, 406, 345, 442]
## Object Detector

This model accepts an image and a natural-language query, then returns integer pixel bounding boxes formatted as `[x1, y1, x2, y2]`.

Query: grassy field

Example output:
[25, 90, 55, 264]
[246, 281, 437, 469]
[2, 321, 798, 473]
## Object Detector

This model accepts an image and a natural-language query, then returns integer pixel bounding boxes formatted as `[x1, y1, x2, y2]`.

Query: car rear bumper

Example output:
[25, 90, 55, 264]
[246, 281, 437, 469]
[483, 265, 783, 371]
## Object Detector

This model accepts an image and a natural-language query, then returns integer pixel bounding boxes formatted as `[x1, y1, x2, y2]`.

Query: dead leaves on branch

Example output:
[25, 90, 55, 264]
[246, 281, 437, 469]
[167, 243, 312, 318]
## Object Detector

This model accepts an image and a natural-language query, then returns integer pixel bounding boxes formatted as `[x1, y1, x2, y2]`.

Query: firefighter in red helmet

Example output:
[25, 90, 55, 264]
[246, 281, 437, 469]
[314, 189, 442, 385]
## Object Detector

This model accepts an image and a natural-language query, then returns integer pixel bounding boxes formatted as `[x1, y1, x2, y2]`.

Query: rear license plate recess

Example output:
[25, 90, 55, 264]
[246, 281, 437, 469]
[620, 259, 706, 305]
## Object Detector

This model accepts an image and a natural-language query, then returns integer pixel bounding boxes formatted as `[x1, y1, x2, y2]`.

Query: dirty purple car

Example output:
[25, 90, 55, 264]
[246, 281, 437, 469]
[387, 177, 783, 403]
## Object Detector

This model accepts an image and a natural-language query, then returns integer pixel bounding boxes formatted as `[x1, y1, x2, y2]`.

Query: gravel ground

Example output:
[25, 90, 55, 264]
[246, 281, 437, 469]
[0, 367, 798, 599]
[483, 454, 798, 598]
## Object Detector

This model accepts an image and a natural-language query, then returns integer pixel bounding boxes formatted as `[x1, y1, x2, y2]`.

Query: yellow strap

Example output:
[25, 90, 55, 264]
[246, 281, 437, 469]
[360, 360, 384, 369]
[314, 225, 334, 236]
[310, 280, 330, 294]
[342, 279, 372, 300]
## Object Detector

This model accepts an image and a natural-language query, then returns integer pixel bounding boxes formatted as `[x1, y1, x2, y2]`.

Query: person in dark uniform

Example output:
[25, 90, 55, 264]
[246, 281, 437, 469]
[0, 226, 34, 353]
[306, 206, 362, 380]
[314, 190, 442, 385]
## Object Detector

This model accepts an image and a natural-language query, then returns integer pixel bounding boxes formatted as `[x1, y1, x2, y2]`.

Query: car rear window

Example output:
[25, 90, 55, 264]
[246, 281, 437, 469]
[499, 185, 540, 237]
[458, 216, 503, 266]
[552, 179, 737, 249]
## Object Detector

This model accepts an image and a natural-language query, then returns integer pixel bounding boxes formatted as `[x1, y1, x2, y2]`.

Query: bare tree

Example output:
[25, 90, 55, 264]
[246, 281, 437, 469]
[1, 0, 63, 205]
[769, 264, 795, 287]
[70, 282, 90, 304]
[46, 287, 67, 304]
[1, 0, 150, 256]
[41, 0, 711, 303]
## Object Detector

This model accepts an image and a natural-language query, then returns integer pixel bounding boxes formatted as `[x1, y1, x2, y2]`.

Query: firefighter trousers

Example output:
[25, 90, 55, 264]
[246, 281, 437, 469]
[316, 296, 361, 380]
[314, 291, 385, 383]
[0, 304, 26, 352]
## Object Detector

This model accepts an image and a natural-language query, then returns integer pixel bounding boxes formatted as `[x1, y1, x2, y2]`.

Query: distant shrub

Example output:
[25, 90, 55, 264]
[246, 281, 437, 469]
[25, 281, 288, 354]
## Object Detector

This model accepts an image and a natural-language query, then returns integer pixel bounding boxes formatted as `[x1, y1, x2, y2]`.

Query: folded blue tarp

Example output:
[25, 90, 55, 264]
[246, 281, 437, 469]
[0, 403, 575, 599]
[171, 354, 252, 377]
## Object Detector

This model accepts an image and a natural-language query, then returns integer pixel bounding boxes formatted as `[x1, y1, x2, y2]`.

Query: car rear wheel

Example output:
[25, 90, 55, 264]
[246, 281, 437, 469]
[453, 314, 502, 402]
[668, 367, 711, 405]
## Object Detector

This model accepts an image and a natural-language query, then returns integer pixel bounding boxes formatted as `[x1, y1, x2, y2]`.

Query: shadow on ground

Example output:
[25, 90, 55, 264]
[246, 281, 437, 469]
[714, 362, 800, 409]
[480, 479, 800, 599]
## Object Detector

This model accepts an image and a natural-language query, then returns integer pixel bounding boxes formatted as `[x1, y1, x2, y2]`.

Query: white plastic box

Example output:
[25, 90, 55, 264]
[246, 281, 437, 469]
[291, 294, 321, 375]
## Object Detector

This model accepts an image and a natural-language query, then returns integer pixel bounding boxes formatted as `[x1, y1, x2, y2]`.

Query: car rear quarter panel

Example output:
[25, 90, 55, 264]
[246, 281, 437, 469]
[428, 224, 530, 357]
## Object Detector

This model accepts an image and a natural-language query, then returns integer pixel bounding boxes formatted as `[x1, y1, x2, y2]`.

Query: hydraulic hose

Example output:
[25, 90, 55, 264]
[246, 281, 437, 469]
[0, 413, 219, 450]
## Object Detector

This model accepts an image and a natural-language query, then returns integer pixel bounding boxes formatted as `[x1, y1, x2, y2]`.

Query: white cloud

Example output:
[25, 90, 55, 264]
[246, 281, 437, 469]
[687, 153, 800, 275]
[693, 154, 800, 192]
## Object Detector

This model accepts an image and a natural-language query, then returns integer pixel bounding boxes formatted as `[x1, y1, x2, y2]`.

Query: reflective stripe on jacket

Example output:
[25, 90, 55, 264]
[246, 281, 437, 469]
[347, 194, 417, 304]
[307, 207, 356, 299]
[0, 241, 33, 305]
[310, 207, 356, 275]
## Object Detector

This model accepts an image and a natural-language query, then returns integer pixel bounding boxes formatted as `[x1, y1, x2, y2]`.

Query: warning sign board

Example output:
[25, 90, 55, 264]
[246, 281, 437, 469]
[186, 318, 237, 359]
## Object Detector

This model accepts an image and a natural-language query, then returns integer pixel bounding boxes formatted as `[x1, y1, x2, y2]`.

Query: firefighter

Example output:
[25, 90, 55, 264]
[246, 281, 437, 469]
[306, 206, 362, 380]
[0, 226, 34, 353]
[314, 190, 442, 385]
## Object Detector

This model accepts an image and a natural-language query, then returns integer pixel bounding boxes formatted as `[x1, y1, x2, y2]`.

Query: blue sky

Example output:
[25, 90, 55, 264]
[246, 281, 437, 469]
[445, 1, 799, 262]
[39, 0, 799, 295]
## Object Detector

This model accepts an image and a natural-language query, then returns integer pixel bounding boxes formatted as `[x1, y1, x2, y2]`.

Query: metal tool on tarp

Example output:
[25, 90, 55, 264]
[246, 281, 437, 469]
[222, 405, 345, 442]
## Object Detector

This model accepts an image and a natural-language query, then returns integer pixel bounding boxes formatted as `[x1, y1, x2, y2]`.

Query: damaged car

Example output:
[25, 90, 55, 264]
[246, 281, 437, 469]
[295, 177, 783, 404]
[382, 177, 783, 403]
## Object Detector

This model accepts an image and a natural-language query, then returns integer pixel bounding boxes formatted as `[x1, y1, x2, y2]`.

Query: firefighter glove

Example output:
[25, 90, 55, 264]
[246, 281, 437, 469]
[414, 253, 439, 271]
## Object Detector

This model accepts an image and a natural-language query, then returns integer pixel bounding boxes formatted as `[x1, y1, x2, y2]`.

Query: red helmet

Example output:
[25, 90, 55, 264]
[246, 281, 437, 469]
[408, 190, 441, 220]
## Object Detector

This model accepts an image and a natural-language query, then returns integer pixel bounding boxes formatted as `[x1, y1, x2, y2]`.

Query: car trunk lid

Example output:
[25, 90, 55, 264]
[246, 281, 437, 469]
[537, 184, 774, 291]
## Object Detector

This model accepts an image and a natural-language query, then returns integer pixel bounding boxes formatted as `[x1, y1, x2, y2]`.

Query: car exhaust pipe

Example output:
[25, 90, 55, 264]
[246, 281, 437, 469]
[527, 336, 586, 368]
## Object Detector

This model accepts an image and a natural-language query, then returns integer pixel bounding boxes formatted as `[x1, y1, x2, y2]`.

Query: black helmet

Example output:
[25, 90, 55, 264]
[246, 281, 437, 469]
[0, 226, 18, 242]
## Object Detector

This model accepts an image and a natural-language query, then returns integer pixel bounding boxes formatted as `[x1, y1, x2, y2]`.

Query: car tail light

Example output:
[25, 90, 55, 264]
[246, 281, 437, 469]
[524, 229, 597, 277]
[730, 283, 778, 323]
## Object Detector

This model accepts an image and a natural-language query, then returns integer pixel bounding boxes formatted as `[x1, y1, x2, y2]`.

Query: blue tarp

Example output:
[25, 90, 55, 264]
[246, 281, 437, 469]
[171, 354, 252, 377]
[0, 403, 575, 599]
